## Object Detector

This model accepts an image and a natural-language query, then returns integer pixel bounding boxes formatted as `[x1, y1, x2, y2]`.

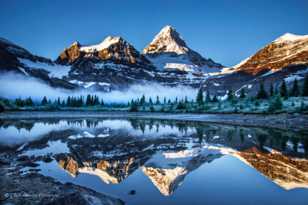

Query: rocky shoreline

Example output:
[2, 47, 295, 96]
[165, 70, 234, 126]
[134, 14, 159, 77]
[1, 111, 308, 131]
[0, 150, 124, 205]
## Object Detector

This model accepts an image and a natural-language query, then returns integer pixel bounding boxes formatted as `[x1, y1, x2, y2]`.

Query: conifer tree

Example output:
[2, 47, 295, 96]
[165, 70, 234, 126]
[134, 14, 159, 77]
[227, 89, 234, 101]
[280, 80, 288, 99]
[67, 96, 71, 107]
[140, 95, 145, 105]
[240, 88, 246, 99]
[86, 94, 91, 106]
[156, 96, 160, 105]
[196, 88, 204, 105]
[135, 98, 140, 106]
[303, 75, 308, 96]
[25, 97, 34, 106]
[270, 83, 274, 97]
[93, 95, 99, 105]
[256, 82, 268, 99]
[184, 96, 188, 104]
[129, 100, 138, 112]
[41, 96, 48, 106]
[149, 97, 153, 105]
[176, 101, 186, 110]
[79, 96, 84, 106]
[57, 97, 61, 106]
[205, 91, 211, 102]
[212, 95, 218, 102]
[15, 98, 23, 107]
[290, 79, 299, 97]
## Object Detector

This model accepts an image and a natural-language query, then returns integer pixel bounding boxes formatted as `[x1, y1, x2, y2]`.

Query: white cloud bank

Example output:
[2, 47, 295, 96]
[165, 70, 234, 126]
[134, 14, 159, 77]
[0, 73, 197, 103]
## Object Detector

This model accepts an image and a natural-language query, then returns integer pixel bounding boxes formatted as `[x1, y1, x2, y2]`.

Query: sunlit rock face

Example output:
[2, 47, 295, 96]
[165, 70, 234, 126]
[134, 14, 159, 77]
[93, 156, 146, 184]
[58, 156, 79, 176]
[78, 157, 142, 184]
[56, 153, 150, 184]
[56, 41, 82, 65]
[56, 36, 154, 69]
[142, 147, 223, 195]
[234, 33, 308, 75]
[237, 147, 308, 190]
[142, 166, 187, 196]
[202, 33, 308, 96]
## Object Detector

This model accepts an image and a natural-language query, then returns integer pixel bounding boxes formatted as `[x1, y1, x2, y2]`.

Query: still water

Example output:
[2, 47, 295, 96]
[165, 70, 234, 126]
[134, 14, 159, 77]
[1, 118, 308, 205]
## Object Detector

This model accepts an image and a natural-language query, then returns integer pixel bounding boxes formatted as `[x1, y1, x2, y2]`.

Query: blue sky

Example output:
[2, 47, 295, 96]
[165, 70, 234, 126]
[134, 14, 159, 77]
[0, 0, 307, 66]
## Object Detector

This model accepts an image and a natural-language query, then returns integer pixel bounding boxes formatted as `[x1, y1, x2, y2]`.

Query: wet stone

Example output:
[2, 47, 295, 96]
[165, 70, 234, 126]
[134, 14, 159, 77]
[128, 190, 136, 195]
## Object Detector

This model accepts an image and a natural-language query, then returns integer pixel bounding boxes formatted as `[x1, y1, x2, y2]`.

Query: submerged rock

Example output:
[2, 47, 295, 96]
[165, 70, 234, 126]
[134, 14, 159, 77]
[128, 190, 136, 195]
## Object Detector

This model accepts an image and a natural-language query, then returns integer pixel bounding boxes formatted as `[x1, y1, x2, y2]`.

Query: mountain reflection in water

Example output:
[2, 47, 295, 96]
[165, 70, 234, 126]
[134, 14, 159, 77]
[1, 118, 308, 204]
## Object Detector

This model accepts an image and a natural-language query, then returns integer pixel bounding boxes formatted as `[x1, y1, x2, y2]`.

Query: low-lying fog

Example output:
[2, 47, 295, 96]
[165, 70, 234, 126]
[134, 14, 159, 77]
[0, 73, 197, 103]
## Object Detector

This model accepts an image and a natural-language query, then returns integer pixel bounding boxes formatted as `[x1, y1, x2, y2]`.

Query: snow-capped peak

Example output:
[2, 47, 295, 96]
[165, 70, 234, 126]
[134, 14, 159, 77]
[143, 25, 188, 55]
[154, 25, 177, 40]
[143, 25, 223, 72]
[274, 33, 308, 44]
[232, 32, 308, 75]
[71, 41, 80, 46]
[80, 36, 122, 52]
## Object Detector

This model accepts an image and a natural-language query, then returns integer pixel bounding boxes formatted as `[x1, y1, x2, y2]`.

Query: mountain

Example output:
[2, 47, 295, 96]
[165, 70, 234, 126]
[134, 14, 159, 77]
[55, 36, 159, 90]
[143, 25, 223, 73]
[57, 154, 148, 184]
[142, 149, 222, 196]
[56, 36, 153, 69]
[0, 35, 206, 91]
[203, 33, 308, 96]
[1, 31, 307, 95]
[234, 33, 308, 75]
[0, 37, 76, 89]
[237, 147, 308, 190]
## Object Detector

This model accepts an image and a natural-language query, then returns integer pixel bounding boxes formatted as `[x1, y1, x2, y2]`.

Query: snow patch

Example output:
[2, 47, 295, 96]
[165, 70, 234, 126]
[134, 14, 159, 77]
[22, 140, 69, 157]
[284, 75, 303, 83]
[274, 33, 308, 44]
[148, 54, 221, 74]
[69, 80, 110, 89]
[68, 131, 109, 140]
[19, 58, 70, 78]
[80, 36, 121, 52]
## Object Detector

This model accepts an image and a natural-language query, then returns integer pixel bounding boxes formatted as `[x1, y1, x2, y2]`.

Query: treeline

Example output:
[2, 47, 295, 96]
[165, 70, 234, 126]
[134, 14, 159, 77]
[129, 76, 308, 113]
[13, 94, 104, 108]
[222, 77, 307, 102]
[5, 76, 308, 113]
[129, 94, 195, 112]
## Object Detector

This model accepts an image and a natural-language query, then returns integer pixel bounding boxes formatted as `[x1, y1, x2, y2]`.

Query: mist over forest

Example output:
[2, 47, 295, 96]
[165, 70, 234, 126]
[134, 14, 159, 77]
[0, 73, 197, 103]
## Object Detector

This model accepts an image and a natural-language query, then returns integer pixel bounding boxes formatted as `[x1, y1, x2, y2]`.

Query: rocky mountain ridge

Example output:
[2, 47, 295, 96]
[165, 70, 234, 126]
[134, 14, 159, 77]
[143, 25, 223, 73]
[56, 36, 154, 70]
[234, 33, 308, 75]
[202, 33, 308, 96]
[0, 28, 307, 94]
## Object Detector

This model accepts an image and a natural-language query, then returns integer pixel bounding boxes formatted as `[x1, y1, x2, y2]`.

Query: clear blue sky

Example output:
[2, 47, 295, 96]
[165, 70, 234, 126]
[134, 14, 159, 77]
[0, 0, 307, 66]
